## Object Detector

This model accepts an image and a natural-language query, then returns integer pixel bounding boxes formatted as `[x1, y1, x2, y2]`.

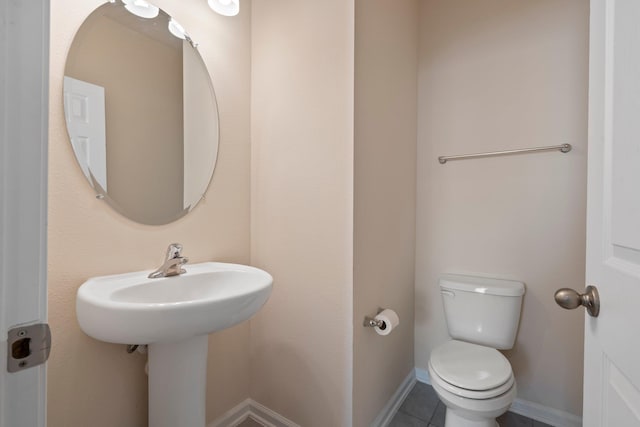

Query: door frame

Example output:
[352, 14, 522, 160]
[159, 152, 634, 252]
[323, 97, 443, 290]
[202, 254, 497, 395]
[0, 1, 49, 426]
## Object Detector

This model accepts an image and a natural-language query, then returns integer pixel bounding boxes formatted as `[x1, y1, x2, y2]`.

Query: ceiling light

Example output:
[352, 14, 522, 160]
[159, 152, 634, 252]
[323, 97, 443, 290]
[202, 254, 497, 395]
[208, 0, 239, 17]
[122, 0, 160, 19]
[168, 18, 187, 40]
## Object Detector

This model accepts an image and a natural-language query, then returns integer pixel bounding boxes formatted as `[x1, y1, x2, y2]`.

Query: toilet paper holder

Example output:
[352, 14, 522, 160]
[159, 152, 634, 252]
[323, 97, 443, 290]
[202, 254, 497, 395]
[363, 308, 400, 336]
[363, 316, 385, 328]
[363, 308, 387, 328]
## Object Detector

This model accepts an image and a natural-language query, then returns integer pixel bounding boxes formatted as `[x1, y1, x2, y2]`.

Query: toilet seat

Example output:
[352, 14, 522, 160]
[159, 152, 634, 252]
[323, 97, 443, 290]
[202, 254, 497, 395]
[430, 340, 514, 400]
[430, 361, 515, 399]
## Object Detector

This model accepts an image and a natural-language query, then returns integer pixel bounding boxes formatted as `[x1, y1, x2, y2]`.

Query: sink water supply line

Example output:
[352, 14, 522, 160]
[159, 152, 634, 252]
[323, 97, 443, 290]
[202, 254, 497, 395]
[126, 344, 147, 354]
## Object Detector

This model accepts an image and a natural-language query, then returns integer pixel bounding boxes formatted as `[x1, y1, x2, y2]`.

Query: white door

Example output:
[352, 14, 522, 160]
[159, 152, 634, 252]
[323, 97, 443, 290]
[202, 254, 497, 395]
[583, 0, 640, 425]
[63, 76, 108, 192]
[0, 1, 49, 427]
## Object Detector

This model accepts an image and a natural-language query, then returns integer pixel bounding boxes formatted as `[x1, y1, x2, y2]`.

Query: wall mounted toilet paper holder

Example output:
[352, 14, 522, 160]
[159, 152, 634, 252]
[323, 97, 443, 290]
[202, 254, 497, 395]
[364, 308, 399, 336]
[363, 316, 386, 328]
[363, 309, 386, 329]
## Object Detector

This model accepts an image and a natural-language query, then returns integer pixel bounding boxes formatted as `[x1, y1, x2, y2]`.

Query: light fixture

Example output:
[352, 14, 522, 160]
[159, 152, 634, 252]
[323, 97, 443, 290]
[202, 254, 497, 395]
[208, 0, 239, 17]
[122, 0, 160, 19]
[168, 18, 187, 40]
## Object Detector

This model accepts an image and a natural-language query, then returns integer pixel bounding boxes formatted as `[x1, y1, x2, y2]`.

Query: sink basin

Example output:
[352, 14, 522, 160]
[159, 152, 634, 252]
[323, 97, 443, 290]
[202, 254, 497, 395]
[76, 261, 272, 427]
[77, 262, 273, 344]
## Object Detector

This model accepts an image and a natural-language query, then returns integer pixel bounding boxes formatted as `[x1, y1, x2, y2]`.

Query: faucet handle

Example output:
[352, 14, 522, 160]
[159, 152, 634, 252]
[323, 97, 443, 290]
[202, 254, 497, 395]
[165, 243, 183, 260]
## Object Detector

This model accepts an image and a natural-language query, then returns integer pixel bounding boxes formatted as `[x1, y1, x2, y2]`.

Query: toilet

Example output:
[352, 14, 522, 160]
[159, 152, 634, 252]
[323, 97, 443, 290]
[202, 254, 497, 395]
[428, 274, 525, 427]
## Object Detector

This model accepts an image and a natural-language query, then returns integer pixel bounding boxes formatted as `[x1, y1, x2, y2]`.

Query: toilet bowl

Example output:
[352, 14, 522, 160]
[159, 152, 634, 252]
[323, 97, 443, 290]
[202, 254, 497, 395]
[428, 340, 517, 427]
[429, 274, 525, 427]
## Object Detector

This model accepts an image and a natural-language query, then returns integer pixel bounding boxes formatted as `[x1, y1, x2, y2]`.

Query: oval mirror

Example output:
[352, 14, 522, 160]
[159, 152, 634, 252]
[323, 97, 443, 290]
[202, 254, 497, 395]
[63, 1, 219, 225]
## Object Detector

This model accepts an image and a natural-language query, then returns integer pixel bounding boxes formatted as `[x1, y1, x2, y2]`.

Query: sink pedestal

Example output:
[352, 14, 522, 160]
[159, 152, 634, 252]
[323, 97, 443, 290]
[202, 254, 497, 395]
[76, 262, 273, 425]
[148, 335, 209, 427]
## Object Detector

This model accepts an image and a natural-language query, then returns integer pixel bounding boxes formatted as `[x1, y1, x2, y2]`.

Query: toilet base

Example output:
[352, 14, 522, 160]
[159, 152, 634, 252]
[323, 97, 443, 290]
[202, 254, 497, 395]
[444, 409, 499, 427]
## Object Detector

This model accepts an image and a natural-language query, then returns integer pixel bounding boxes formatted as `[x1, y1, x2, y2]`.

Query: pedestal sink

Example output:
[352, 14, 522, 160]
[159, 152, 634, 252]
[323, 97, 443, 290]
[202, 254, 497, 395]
[76, 262, 273, 427]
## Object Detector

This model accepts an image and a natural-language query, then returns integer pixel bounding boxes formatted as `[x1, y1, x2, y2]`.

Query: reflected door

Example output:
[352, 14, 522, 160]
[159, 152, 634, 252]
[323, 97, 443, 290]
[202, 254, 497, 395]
[63, 76, 107, 191]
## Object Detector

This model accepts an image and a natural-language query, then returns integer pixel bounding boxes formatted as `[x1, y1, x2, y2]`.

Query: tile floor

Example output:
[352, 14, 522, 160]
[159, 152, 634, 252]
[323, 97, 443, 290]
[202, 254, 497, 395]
[390, 382, 552, 427]
[235, 382, 552, 427]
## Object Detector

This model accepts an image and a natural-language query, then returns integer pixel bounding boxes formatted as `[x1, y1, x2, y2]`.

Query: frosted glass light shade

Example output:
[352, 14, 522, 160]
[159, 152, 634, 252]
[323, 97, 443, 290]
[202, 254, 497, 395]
[122, 0, 159, 19]
[168, 18, 187, 40]
[208, 0, 239, 16]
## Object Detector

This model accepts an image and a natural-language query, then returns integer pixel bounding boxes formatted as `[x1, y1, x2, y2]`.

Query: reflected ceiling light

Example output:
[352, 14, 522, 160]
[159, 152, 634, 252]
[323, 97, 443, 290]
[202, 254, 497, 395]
[208, 0, 239, 17]
[168, 18, 187, 40]
[122, 0, 160, 19]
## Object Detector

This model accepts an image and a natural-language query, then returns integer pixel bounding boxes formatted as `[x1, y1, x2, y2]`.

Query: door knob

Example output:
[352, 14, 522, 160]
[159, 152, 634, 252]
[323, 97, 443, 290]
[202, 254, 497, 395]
[554, 285, 600, 317]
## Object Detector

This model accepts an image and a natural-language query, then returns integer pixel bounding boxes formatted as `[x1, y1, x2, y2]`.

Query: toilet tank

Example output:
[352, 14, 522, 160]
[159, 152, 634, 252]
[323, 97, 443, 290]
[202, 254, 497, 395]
[439, 274, 525, 350]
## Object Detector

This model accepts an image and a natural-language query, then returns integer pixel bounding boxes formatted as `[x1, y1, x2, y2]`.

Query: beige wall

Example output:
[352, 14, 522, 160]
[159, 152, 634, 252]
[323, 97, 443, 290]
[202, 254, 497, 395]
[353, 1, 418, 426]
[47, 1, 590, 425]
[48, 1, 252, 425]
[250, 0, 355, 426]
[415, 0, 589, 416]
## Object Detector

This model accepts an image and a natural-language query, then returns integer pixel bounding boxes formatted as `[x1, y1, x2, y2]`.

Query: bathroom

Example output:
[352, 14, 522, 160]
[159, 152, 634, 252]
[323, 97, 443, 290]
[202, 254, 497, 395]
[2, 0, 638, 426]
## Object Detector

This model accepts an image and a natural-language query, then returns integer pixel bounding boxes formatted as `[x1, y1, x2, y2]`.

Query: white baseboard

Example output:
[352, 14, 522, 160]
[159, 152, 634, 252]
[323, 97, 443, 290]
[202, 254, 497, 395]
[370, 370, 417, 427]
[209, 368, 582, 427]
[208, 398, 299, 427]
[209, 373, 415, 427]
[414, 368, 582, 427]
[208, 398, 252, 427]
[415, 366, 430, 384]
[248, 400, 300, 427]
[509, 399, 582, 427]
[208, 372, 415, 427]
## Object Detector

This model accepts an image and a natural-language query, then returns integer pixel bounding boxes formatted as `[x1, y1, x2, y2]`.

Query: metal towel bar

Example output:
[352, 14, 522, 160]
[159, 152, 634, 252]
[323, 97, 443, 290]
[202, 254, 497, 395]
[438, 143, 572, 164]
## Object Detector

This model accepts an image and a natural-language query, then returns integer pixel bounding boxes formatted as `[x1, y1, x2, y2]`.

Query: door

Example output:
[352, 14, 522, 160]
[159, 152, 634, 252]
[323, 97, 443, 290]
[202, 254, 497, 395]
[584, 0, 640, 425]
[63, 76, 107, 191]
[0, 1, 49, 426]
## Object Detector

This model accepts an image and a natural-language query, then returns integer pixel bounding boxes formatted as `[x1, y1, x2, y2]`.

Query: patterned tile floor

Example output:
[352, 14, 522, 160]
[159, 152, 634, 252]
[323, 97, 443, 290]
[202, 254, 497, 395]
[390, 382, 553, 427]
[236, 382, 553, 427]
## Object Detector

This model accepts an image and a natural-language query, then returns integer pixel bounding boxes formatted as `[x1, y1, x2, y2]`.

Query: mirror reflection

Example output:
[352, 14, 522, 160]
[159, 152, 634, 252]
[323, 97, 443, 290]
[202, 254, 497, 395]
[64, 1, 219, 225]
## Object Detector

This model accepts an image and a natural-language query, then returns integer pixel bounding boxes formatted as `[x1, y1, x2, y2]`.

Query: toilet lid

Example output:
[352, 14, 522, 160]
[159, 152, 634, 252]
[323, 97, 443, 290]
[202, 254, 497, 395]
[430, 340, 512, 391]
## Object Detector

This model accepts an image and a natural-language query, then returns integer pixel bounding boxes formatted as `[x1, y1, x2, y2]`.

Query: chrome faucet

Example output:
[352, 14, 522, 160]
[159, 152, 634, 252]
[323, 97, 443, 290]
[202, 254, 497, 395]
[148, 243, 189, 278]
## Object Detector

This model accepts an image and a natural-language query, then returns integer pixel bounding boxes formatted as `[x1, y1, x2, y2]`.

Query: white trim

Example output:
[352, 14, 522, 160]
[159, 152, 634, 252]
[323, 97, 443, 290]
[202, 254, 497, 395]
[209, 368, 582, 427]
[208, 370, 415, 427]
[415, 366, 430, 384]
[370, 370, 417, 427]
[247, 400, 300, 427]
[414, 368, 582, 427]
[207, 399, 299, 427]
[207, 398, 252, 427]
[0, 1, 49, 427]
[510, 398, 582, 427]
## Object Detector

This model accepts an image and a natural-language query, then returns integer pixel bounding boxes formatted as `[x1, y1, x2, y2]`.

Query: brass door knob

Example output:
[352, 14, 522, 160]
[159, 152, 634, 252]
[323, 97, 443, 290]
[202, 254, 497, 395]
[554, 285, 600, 317]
